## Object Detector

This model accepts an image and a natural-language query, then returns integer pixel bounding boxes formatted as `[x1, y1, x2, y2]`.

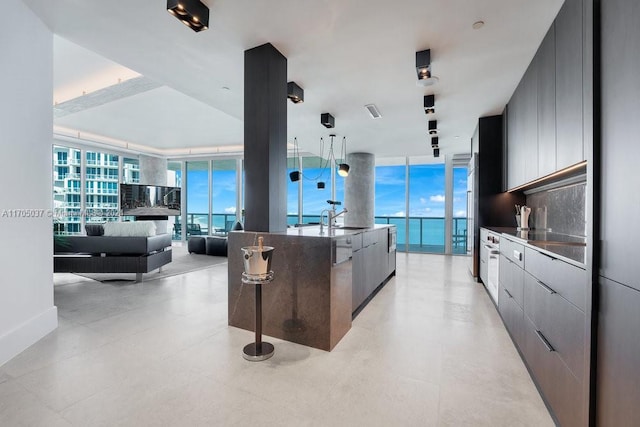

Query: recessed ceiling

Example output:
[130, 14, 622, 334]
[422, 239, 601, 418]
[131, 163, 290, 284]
[25, 0, 563, 159]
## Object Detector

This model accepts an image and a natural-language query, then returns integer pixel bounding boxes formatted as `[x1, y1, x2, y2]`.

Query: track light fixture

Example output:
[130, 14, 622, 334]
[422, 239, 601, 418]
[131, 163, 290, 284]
[321, 113, 335, 129]
[416, 49, 439, 86]
[287, 82, 304, 103]
[428, 120, 438, 135]
[433, 148, 440, 158]
[167, 0, 209, 32]
[424, 95, 435, 114]
[431, 137, 439, 148]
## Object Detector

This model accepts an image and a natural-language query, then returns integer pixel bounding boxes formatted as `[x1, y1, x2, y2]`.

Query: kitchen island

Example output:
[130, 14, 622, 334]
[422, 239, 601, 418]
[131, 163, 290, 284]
[227, 225, 396, 351]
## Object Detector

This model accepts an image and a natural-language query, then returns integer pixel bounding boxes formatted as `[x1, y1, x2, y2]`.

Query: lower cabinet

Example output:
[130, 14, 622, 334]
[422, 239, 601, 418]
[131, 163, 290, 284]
[352, 228, 394, 313]
[499, 236, 586, 426]
[597, 277, 640, 426]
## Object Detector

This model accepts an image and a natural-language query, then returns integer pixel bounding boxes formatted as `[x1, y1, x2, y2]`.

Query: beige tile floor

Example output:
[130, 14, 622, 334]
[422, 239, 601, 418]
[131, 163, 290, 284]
[0, 253, 554, 426]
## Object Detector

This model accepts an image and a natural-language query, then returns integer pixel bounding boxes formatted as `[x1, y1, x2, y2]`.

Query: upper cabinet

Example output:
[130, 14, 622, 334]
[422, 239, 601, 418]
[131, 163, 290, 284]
[555, 0, 584, 169]
[505, 0, 586, 190]
[537, 25, 556, 177]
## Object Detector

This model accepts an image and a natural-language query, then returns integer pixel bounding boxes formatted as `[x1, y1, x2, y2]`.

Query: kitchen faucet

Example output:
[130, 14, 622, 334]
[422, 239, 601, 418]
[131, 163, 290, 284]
[319, 207, 348, 234]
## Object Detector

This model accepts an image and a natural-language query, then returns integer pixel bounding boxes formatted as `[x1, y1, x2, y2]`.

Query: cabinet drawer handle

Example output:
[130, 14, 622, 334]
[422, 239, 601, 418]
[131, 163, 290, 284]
[504, 288, 513, 299]
[535, 330, 555, 352]
[536, 280, 556, 295]
[513, 250, 522, 262]
[540, 251, 557, 261]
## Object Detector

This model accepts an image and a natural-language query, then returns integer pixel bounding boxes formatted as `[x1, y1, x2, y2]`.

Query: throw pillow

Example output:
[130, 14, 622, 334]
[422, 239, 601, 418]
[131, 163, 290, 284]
[85, 224, 105, 236]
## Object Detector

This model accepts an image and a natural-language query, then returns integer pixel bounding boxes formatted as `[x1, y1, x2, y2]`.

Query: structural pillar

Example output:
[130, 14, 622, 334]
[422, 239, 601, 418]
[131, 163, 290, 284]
[243, 43, 288, 233]
[344, 152, 375, 227]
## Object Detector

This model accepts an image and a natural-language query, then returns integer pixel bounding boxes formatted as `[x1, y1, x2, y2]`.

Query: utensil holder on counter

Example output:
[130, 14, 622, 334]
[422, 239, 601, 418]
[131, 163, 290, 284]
[241, 237, 275, 362]
[515, 215, 522, 228]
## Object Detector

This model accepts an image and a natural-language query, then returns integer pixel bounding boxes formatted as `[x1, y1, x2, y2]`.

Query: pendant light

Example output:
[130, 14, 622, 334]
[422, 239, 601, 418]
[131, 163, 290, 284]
[289, 137, 301, 182]
[338, 136, 350, 177]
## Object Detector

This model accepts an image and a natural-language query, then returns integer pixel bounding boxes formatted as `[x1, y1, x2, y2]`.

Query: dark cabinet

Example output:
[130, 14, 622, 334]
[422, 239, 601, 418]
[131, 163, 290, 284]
[597, 277, 640, 426]
[505, 0, 587, 189]
[555, 0, 584, 169]
[499, 239, 587, 427]
[507, 83, 526, 188]
[522, 59, 539, 184]
[600, 0, 640, 290]
[537, 24, 556, 177]
[522, 315, 584, 427]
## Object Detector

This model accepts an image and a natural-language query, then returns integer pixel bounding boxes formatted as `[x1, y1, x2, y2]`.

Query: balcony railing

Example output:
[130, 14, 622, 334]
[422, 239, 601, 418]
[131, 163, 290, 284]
[178, 212, 467, 254]
[86, 174, 119, 181]
[85, 188, 118, 195]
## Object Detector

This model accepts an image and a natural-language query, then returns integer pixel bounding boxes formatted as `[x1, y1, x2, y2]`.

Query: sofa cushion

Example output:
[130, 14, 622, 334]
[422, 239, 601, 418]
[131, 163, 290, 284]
[103, 221, 156, 237]
[54, 234, 171, 255]
[85, 223, 104, 236]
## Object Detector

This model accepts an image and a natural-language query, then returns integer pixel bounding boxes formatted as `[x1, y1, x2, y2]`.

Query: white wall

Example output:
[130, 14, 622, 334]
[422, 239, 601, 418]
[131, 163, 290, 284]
[0, 0, 57, 366]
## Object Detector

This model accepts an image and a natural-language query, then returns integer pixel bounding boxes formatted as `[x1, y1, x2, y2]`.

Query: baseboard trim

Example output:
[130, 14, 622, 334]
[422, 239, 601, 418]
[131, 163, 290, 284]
[0, 306, 58, 367]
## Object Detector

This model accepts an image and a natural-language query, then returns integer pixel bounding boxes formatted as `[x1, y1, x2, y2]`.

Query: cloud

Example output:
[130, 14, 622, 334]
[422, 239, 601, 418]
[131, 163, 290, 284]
[430, 195, 445, 203]
[455, 210, 467, 217]
[224, 206, 236, 214]
[419, 197, 427, 204]
[392, 211, 405, 217]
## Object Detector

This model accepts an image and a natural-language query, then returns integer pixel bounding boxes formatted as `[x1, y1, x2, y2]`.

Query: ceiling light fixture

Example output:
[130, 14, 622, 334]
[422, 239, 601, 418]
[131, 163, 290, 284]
[433, 148, 440, 158]
[289, 137, 301, 182]
[365, 104, 382, 119]
[321, 113, 335, 129]
[431, 137, 439, 148]
[416, 49, 439, 86]
[167, 0, 209, 32]
[428, 120, 438, 135]
[287, 82, 304, 103]
[424, 95, 435, 114]
[338, 136, 350, 177]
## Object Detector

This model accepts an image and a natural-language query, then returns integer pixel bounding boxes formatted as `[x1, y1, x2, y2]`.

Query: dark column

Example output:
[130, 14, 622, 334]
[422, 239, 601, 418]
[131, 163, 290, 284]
[244, 43, 287, 232]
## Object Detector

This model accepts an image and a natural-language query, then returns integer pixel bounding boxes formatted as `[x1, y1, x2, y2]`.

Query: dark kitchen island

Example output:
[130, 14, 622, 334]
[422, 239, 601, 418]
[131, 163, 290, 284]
[227, 225, 396, 351]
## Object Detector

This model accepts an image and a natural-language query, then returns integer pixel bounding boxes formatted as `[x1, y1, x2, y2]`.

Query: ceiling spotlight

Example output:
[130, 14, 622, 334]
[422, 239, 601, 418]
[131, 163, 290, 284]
[338, 163, 350, 177]
[287, 82, 304, 103]
[321, 113, 335, 129]
[167, 0, 209, 32]
[424, 95, 435, 114]
[416, 49, 438, 86]
[431, 137, 439, 148]
[428, 120, 438, 135]
[433, 148, 440, 158]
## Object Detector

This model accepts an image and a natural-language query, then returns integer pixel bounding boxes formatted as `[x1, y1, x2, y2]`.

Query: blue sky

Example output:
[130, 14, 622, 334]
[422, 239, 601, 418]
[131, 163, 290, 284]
[187, 163, 467, 218]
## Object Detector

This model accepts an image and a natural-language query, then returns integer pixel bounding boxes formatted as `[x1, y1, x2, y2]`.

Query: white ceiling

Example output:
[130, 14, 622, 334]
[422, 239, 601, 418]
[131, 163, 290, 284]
[25, 0, 563, 159]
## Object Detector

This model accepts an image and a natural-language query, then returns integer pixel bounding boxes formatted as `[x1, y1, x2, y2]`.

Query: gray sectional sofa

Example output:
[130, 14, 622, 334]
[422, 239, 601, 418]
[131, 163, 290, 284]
[54, 233, 172, 282]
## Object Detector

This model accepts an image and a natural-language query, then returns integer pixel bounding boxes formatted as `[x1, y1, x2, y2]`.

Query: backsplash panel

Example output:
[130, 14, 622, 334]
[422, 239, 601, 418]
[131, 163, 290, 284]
[526, 181, 586, 237]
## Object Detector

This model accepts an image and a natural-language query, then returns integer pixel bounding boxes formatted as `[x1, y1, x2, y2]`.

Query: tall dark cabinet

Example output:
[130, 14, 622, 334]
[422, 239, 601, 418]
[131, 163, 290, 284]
[597, 0, 640, 424]
[469, 116, 524, 278]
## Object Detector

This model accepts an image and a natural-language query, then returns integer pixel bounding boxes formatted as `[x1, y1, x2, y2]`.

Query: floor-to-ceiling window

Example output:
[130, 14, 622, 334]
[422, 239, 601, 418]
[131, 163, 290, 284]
[186, 161, 209, 236]
[375, 158, 408, 251]
[287, 156, 300, 225]
[211, 159, 237, 234]
[408, 157, 446, 253]
[53, 145, 82, 235]
[452, 163, 468, 254]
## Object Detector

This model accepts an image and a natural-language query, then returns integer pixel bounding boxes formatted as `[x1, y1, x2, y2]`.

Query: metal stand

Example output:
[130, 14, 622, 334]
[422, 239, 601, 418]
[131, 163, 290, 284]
[242, 271, 274, 361]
